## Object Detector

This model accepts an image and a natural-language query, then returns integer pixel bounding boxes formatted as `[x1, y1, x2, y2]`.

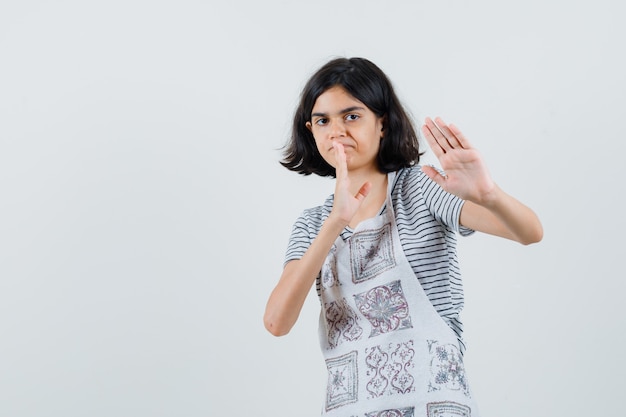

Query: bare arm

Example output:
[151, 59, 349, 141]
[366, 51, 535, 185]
[459, 187, 543, 245]
[264, 144, 371, 336]
[263, 217, 344, 336]
[421, 117, 543, 245]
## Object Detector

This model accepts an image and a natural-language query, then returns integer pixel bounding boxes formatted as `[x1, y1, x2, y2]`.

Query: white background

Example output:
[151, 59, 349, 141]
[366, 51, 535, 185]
[1, 1, 624, 416]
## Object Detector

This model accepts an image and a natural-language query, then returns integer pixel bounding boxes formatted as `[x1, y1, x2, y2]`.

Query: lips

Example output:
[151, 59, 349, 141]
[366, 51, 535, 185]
[329, 141, 354, 151]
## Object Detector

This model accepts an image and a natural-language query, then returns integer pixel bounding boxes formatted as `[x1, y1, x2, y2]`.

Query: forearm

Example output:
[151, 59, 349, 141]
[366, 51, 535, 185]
[461, 184, 543, 245]
[264, 216, 345, 336]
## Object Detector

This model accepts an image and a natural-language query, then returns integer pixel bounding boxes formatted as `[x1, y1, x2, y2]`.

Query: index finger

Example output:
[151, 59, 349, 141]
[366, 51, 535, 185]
[333, 142, 348, 179]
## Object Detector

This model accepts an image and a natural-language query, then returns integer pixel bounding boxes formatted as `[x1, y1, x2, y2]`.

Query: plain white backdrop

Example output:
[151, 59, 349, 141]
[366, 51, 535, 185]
[1, 1, 624, 416]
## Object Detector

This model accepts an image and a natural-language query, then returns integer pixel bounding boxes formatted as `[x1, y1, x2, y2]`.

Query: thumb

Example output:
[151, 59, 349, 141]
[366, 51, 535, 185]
[355, 181, 372, 201]
[421, 166, 447, 188]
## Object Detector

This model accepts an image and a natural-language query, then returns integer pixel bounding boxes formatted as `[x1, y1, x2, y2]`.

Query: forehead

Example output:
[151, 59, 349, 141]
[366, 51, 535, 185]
[312, 86, 365, 113]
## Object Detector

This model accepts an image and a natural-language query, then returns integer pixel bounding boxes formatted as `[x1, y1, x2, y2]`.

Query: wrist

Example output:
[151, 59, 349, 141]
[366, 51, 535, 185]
[325, 211, 350, 232]
[475, 183, 503, 208]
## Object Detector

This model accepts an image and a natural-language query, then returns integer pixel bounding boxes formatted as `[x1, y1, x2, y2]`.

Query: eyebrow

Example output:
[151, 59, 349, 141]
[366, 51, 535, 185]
[311, 106, 365, 118]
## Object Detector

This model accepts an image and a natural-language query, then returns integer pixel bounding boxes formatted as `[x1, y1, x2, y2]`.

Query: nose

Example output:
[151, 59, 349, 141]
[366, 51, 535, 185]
[329, 118, 346, 139]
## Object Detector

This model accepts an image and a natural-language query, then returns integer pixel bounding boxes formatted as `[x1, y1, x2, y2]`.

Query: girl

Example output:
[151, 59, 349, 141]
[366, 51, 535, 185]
[264, 57, 542, 417]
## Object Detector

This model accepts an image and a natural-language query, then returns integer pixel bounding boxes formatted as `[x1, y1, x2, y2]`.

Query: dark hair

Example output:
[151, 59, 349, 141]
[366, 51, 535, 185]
[281, 57, 422, 177]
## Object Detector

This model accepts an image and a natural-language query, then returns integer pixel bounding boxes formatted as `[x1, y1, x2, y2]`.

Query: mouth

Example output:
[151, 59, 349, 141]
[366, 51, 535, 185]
[329, 142, 354, 152]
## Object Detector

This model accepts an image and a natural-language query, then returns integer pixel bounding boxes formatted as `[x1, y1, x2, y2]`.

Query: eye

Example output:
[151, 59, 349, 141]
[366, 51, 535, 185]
[345, 114, 360, 121]
[314, 118, 328, 126]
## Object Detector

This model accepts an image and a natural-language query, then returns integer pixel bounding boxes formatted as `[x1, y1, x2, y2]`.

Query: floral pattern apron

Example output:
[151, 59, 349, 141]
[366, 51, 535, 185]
[318, 172, 480, 417]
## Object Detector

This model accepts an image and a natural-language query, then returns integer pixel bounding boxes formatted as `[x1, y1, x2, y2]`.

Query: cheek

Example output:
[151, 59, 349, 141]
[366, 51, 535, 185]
[313, 137, 324, 154]
[313, 139, 335, 165]
[365, 134, 382, 153]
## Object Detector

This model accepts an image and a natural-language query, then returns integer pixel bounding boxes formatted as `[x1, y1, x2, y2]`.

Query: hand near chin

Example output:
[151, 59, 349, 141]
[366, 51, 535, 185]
[329, 143, 372, 226]
[421, 117, 496, 205]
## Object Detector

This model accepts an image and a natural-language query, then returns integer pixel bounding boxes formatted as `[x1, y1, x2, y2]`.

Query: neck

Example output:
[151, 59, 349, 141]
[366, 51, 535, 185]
[347, 168, 387, 196]
[346, 169, 389, 229]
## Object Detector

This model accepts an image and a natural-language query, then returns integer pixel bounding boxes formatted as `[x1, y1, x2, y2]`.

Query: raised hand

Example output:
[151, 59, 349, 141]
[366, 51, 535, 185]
[329, 143, 372, 226]
[421, 117, 496, 205]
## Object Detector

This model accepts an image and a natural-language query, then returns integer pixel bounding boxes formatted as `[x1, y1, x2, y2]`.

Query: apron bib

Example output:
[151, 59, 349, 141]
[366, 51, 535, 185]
[317, 172, 480, 417]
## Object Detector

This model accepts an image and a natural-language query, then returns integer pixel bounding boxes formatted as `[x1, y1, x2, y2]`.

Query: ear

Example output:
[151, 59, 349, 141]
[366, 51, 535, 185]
[379, 115, 387, 138]
[305, 121, 312, 132]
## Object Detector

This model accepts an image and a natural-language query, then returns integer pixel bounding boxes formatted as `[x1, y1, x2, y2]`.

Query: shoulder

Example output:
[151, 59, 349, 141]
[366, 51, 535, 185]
[391, 165, 429, 200]
[394, 164, 430, 186]
[285, 195, 333, 262]
[393, 164, 460, 199]
[391, 166, 470, 233]
[292, 194, 334, 233]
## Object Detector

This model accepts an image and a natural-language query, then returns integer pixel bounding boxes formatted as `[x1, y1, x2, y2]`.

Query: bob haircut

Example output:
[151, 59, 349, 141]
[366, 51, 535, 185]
[281, 57, 421, 177]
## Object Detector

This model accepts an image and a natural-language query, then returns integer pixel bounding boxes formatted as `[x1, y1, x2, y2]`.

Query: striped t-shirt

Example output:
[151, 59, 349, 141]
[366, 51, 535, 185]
[284, 165, 474, 352]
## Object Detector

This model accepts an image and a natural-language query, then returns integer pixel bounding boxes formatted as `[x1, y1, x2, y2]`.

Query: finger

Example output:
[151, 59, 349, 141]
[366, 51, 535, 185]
[333, 142, 348, 179]
[424, 117, 452, 152]
[421, 165, 447, 189]
[355, 181, 372, 202]
[434, 117, 463, 149]
[448, 123, 473, 149]
[421, 119, 446, 158]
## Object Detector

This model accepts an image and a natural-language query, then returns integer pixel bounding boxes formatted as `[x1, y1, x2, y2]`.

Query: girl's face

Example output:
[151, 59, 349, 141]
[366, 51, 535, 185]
[306, 86, 385, 174]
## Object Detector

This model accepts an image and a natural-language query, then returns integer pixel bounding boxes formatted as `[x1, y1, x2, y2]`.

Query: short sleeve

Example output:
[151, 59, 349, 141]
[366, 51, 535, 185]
[284, 212, 313, 265]
[283, 204, 329, 266]
[416, 168, 475, 236]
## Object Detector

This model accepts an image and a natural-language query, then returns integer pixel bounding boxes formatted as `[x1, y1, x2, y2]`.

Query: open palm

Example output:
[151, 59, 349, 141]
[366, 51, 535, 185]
[421, 117, 496, 205]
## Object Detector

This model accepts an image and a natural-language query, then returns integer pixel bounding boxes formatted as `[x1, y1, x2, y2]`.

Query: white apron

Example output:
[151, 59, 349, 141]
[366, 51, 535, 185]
[317, 172, 480, 417]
